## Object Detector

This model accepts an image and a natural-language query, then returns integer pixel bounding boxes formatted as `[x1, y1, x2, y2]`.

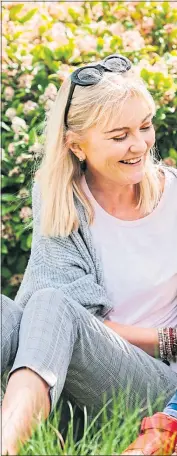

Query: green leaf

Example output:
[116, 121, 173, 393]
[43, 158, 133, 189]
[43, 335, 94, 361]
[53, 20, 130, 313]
[2, 204, 18, 216]
[20, 236, 30, 252]
[1, 122, 11, 132]
[9, 4, 24, 21]
[18, 8, 38, 24]
[7, 254, 18, 266]
[2, 267, 11, 279]
[26, 233, 32, 249]
[169, 148, 177, 160]
[1, 242, 8, 254]
[1, 193, 16, 202]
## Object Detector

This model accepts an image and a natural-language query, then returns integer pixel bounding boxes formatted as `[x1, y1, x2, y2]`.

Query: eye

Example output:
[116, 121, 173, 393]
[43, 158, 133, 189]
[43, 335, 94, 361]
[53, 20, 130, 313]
[112, 124, 153, 142]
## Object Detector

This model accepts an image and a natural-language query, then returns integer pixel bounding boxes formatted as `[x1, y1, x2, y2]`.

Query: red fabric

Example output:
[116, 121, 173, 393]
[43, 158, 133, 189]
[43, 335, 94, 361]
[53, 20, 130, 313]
[123, 413, 177, 455]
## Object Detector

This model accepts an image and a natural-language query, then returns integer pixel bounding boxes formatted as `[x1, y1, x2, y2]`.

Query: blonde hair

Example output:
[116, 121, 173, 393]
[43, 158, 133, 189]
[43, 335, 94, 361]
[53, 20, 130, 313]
[36, 66, 163, 237]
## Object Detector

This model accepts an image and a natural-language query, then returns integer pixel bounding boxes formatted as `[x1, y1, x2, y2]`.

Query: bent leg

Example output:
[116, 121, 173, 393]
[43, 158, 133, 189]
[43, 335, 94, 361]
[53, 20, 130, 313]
[8, 288, 177, 420]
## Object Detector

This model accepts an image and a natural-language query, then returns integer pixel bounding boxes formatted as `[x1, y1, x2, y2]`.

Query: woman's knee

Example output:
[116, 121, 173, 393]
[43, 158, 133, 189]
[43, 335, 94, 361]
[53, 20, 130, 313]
[26, 287, 85, 321]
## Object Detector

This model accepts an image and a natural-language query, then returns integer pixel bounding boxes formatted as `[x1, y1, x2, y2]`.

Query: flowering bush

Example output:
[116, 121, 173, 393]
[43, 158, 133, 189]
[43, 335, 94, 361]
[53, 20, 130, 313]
[2, 1, 177, 297]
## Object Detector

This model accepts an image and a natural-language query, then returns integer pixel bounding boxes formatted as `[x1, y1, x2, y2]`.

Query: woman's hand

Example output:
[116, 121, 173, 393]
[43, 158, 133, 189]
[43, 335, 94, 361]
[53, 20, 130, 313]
[104, 320, 159, 357]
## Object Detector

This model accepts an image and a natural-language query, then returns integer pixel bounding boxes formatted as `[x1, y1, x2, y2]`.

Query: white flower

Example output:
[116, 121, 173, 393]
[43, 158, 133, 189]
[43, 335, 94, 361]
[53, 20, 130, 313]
[18, 188, 30, 198]
[5, 107, 17, 120]
[12, 117, 27, 134]
[4, 87, 14, 101]
[29, 143, 43, 155]
[16, 153, 32, 164]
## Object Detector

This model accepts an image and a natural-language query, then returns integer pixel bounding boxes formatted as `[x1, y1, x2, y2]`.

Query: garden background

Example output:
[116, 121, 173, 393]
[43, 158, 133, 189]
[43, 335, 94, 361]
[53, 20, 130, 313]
[2, 0, 177, 299]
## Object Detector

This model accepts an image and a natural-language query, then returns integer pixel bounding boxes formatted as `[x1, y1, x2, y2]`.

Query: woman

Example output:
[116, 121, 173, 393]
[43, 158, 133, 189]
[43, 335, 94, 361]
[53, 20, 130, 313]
[2, 53, 177, 455]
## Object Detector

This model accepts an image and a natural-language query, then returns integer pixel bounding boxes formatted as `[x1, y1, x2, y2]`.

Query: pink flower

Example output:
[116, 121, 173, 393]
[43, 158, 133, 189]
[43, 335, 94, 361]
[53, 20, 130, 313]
[21, 55, 33, 67]
[19, 206, 32, 220]
[91, 3, 103, 20]
[110, 23, 124, 36]
[12, 117, 27, 134]
[4, 87, 14, 101]
[163, 89, 176, 103]
[8, 20, 16, 34]
[164, 23, 176, 33]
[123, 30, 145, 51]
[141, 17, 154, 34]
[57, 63, 71, 81]
[23, 101, 38, 115]
[18, 74, 34, 89]
[75, 35, 97, 52]
[51, 23, 69, 45]
[163, 157, 176, 167]
[8, 143, 16, 156]
[43, 83, 58, 101]
[8, 166, 20, 177]
[151, 59, 168, 76]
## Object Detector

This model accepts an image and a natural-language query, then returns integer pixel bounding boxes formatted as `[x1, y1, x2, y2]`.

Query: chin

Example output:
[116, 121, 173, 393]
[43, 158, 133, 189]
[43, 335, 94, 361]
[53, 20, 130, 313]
[127, 169, 146, 185]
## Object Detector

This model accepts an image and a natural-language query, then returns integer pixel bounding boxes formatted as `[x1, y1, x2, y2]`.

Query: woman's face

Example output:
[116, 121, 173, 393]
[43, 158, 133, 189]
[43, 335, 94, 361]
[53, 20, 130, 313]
[80, 96, 155, 186]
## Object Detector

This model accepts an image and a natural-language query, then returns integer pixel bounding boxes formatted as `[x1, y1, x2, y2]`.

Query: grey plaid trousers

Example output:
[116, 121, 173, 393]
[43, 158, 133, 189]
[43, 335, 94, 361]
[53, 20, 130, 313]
[2, 288, 177, 423]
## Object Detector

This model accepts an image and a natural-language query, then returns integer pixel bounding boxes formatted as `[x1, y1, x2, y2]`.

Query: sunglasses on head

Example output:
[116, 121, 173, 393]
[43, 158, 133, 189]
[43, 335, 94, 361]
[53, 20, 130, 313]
[64, 53, 132, 129]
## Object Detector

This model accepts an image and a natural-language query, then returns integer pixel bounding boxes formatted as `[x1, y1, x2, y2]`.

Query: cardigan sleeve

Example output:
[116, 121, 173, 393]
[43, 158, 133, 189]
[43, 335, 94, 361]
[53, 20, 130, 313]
[15, 180, 112, 319]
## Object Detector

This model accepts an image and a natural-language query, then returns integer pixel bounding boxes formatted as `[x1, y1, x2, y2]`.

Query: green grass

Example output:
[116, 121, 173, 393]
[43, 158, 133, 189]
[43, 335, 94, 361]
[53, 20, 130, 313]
[18, 390, 166, 455]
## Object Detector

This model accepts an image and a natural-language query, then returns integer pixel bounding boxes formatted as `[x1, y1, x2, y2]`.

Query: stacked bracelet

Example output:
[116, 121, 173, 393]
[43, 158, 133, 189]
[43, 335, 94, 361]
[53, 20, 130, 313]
[158, 328, 177, 365]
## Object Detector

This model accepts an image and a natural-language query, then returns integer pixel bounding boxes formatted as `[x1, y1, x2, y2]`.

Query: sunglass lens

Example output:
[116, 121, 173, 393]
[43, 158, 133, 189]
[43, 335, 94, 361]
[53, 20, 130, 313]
[104, 56, 131, 73]
[77, 67, 101, 84]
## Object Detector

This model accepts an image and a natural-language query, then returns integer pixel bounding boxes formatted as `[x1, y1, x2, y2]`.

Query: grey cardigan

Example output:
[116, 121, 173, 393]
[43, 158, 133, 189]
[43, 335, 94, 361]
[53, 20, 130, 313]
[15, 166, 177, 319]
[15, 181, 113, 320]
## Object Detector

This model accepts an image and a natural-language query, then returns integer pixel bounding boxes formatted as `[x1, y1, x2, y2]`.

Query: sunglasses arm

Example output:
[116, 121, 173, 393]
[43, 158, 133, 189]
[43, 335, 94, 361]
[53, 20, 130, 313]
[64, 81, 76, 129]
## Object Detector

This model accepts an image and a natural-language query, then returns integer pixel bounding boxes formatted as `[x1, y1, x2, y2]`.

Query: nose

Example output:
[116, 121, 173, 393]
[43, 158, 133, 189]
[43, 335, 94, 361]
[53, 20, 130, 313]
[129, 134, 147, 155]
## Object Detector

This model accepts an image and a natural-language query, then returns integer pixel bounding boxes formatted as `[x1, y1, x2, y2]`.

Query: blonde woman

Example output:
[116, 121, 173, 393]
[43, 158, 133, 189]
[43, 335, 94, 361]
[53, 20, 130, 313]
[2, 54, 177, 455]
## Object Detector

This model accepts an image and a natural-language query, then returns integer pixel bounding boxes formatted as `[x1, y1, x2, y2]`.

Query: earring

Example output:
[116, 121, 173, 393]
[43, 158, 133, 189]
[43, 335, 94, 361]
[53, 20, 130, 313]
[79, 157, 84, 162]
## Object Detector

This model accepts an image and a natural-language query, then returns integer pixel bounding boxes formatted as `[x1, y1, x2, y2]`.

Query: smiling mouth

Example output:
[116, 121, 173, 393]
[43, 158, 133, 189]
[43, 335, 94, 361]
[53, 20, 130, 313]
[119, 157, 142, 165]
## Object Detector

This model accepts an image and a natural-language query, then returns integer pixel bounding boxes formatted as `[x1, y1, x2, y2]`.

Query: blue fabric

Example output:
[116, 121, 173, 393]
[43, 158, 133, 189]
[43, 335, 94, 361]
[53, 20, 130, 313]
[163, 390, 177, 419]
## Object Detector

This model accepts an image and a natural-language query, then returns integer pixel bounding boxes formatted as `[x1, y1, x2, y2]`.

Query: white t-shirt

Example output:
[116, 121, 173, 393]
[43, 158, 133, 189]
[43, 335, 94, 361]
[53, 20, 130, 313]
[81, 168, 177, 373]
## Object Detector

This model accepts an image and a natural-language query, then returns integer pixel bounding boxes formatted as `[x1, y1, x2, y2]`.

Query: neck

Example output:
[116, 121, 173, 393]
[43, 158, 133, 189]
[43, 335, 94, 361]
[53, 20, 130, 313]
[85, 169, 137, 211]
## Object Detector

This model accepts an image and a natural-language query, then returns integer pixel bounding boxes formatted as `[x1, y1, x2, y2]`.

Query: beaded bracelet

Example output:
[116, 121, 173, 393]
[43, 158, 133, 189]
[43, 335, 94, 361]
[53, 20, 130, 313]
[158, 327, 177, 365]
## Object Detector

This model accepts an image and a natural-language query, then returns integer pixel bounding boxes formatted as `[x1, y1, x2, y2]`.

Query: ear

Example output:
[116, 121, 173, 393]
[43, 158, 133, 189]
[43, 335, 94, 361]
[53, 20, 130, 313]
[65, 131, 86, 161]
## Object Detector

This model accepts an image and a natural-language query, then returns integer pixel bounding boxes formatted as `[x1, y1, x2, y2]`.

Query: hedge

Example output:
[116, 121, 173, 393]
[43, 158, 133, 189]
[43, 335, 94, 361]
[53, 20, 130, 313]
[2, 1, 177, 298]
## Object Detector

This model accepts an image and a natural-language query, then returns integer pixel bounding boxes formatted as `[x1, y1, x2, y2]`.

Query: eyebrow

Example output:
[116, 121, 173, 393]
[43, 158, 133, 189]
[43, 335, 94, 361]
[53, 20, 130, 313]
[103, 113, 153, 134]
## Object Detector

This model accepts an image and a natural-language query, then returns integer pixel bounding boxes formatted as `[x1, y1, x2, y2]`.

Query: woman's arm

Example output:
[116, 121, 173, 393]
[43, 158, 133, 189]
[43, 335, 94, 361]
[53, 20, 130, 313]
[2, 368, 50, 455]
[104, 320, 159, 357]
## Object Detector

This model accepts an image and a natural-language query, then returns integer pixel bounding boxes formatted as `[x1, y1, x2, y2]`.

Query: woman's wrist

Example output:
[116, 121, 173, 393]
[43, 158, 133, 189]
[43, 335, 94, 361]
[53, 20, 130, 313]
[104, 321, 159, 357]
